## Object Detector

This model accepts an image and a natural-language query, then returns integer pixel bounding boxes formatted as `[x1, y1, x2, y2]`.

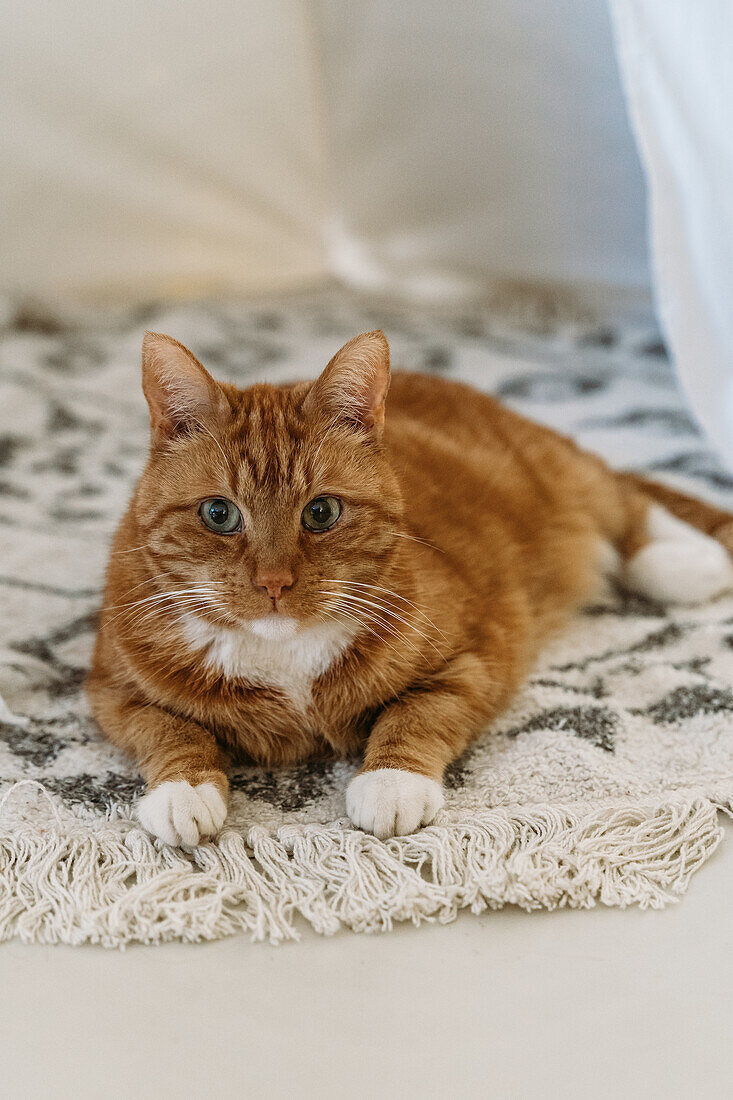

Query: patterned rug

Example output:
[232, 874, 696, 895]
[3, 285, 733, 946]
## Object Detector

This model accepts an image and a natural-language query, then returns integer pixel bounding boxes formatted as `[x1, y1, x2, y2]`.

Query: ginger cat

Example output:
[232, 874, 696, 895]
[88, 330, 733, 845]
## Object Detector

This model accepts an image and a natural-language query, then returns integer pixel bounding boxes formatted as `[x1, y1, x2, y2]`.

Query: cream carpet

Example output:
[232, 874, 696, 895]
[2, 287, 733, 945]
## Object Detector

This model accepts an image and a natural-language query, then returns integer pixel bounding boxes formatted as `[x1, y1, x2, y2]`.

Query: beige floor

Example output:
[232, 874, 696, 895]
[2, 830, 732, 1100]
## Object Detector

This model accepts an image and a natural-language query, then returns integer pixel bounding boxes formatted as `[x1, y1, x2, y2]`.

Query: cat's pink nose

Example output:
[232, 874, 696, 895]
[254, 569, 295, 601]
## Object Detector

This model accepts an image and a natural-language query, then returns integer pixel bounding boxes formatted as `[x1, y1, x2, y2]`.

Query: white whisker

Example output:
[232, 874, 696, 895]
[320, 589, 447, 659]
[165, 602, 229, 632]
[111, 544, 150, 555]
[322, 579, 450, 641]
[122, 597, 223, 633]
[320, 591, 425, 658]
[104, 587, 224, 629]
[321, 600, 402, 658]
[391, 531, 445, 554]
[122, 570, 182, 597]
[105, 586, 223, 613]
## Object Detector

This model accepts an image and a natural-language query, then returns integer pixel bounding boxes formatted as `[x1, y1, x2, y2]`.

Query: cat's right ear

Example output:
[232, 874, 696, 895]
[141, 332, 231, 446]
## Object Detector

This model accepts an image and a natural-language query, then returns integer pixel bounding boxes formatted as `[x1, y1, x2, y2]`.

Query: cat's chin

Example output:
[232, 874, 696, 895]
[246, 615, 300, 641]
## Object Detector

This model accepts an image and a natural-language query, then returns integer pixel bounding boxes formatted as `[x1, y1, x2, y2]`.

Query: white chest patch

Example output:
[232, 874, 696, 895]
[180, 614, 359, 711]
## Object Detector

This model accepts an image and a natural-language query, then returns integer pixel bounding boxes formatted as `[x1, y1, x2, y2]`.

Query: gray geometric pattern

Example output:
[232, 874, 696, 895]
[3, 286, 733, 830]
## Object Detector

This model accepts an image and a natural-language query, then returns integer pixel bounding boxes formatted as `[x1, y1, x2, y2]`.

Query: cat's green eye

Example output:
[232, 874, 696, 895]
[302, 496, 342, 533]
[199, 498, 242, 534]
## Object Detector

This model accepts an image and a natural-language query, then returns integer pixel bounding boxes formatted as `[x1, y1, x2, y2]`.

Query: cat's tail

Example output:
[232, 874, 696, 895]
[612, 470, 733, 604]
[617, 471, 733, 552]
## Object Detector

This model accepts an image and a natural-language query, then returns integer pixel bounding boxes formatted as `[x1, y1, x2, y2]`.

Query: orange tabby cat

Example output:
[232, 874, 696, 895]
[88, 330, 733, 845]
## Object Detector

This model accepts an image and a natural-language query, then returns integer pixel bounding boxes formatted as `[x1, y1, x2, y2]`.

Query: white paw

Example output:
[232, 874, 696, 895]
[625, 537, 733, 604]
[136, 780, 227, 847]
[346, 769, 444, 839]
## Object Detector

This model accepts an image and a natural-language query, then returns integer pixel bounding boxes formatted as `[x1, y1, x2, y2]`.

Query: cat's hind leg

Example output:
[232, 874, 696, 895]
[622, 503, 733, 604]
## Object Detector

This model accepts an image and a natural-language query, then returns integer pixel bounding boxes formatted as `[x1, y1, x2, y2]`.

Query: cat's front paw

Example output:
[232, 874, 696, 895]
[137, 780, 227, 847]
[346, 768, 444, 839]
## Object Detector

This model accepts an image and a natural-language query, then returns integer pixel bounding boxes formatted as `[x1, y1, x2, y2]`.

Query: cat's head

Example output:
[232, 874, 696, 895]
[132, 330, 403, 639]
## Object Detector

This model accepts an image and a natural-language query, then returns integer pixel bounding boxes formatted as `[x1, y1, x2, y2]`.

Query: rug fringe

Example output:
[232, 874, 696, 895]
[0, 782, 725, 947]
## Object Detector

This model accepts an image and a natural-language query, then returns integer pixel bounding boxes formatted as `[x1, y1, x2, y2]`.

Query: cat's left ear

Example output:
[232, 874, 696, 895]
[141, 332, 231, 446]
[304, 330, 390, 439]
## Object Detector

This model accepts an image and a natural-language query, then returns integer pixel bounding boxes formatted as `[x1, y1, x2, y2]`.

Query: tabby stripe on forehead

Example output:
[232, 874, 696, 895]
[284, 440, 299, 483]
[235, 439, 262, 487]
[270, 435, 289, 488]
[256, 446, 279, 487]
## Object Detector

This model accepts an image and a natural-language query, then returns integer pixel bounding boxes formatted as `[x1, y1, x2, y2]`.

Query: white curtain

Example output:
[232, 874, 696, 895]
[610, 0, 733, 468]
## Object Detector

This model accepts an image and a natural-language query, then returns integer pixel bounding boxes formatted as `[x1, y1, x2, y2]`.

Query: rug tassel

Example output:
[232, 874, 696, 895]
[0, 782, 725, 946]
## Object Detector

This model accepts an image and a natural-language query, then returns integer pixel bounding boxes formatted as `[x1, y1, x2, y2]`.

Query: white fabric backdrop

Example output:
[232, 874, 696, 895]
[0, 0, 327, 300]
[610, 0, 733, 469]
[0, 0, 649, 301]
